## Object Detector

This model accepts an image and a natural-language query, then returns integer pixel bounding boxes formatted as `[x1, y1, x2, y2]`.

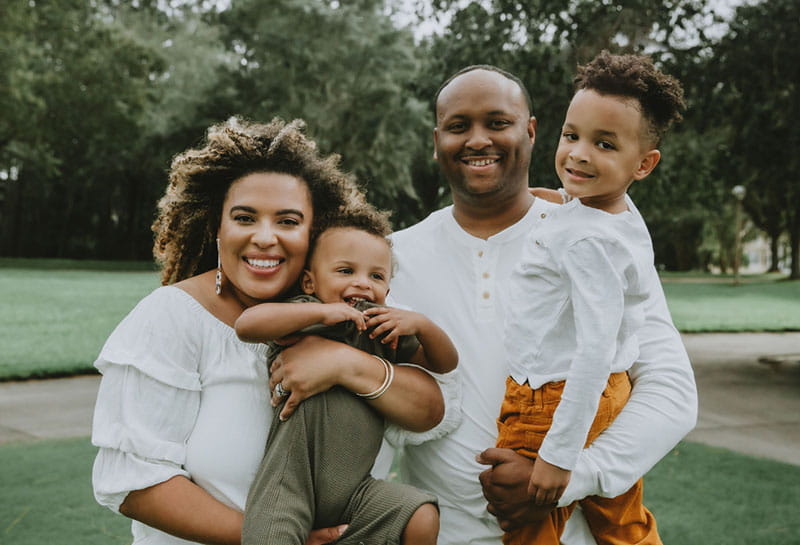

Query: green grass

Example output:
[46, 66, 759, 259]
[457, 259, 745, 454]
[0, 438, 130, 545]
[0, 438, 797, 545]
[1, 260, 798, 381]
[0, 261, 159, 380]
[662, 273, 800, 332]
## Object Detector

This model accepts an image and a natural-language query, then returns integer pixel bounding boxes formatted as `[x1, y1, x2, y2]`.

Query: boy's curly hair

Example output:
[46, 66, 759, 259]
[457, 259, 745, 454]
[152, 117, 364, 285]
[573, 51, 686, 146]
[308, 201, 393, 260]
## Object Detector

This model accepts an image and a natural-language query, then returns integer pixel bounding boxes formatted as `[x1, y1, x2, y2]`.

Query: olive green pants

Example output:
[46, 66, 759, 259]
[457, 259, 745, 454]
[242, 387, 436, 545]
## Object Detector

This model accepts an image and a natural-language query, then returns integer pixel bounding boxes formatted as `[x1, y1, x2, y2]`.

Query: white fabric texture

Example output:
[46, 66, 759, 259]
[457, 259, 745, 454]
[91, 286, 272, 545]
[388, 196, 697, 545]
[505, 198, 652, 470]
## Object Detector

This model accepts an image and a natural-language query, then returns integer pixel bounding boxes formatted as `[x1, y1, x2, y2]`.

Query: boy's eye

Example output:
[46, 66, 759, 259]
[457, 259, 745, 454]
[337, 268, 353, 275]
[562, 132, 577, 141]
[597, 140, 615, 150]
[371, 272, 385, 281]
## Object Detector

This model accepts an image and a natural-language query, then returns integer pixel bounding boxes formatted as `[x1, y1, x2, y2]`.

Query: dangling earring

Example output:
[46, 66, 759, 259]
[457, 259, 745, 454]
[215, 238, 223, 296]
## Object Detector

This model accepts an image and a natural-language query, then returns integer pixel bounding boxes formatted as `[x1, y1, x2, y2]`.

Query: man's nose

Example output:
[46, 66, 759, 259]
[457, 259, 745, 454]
[465, 128, 492, 151]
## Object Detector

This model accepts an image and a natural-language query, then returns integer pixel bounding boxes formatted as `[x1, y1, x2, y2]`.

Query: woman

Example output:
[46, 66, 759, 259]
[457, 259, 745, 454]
[91, 117, 446, 545]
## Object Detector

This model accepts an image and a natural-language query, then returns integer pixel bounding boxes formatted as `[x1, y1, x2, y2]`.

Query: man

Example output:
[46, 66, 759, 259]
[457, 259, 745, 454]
[387, 65, 697, 544]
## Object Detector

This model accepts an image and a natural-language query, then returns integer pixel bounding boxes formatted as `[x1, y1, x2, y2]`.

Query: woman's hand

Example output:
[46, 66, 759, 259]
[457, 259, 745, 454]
[307, 524, 348, 544]
[270, 336, 444, 431]
[269, 336, 347, 420]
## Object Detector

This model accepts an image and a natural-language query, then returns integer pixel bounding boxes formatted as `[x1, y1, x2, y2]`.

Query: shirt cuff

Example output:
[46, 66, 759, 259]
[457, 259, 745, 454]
[557, 449, 601, 507]
[384, 366, 462, 446]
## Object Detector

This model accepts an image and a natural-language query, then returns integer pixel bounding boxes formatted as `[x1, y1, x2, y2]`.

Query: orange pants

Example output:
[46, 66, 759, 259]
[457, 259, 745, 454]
[496, 372, 662, 545]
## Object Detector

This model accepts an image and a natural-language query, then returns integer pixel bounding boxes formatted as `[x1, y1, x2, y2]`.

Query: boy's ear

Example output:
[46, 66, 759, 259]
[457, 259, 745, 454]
[633, 149, 661, 181]
[300, 269, 315, 295]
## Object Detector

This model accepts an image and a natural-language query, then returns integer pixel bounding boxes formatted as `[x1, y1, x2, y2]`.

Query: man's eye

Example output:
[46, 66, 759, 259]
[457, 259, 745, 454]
[490, 119, 511, 129]
[447, 122, 466, 132]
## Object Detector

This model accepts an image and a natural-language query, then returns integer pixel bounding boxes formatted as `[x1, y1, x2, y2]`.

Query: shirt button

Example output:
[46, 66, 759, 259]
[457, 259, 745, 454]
[535, 240, 541, 246]
[482, 291, 490, 299]
[478, 250, 484, 257]
[541, 213, 547, 219]
[482, 272, 490, 279]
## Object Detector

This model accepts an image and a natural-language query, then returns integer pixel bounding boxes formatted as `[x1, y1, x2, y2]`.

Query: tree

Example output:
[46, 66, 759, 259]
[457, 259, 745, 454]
[216, 0, 430, 227]
[701, 0, 800, 278]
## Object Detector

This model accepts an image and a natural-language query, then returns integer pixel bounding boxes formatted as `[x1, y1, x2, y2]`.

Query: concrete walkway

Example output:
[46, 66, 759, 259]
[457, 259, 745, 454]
[1, 333, 799, 466]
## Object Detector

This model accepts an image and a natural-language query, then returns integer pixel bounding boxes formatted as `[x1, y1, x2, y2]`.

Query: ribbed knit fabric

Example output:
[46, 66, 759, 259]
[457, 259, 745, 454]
[242, 386, 436, 545]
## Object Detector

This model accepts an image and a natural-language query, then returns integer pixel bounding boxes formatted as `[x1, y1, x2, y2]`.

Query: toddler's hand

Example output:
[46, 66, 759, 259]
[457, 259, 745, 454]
[527, 457, 571, 506]
[319, 303, 366, 331]
[363, 307, 422, 349]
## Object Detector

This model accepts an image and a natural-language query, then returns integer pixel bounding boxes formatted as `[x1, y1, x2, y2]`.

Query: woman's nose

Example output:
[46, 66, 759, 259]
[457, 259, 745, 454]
[252, 223, 278, 246]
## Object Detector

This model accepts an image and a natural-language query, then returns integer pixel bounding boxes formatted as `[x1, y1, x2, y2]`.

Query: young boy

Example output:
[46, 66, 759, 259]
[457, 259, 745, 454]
[498, 51, 686, 544]
[236, 205, 458, 545]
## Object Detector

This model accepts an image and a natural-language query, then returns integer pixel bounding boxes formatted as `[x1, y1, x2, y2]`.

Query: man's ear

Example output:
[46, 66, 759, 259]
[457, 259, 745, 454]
[633, 149, 661, 181]
[300, 269, 315, 295]
[528, 116, 537, 147]
[432, 127, 439, 161]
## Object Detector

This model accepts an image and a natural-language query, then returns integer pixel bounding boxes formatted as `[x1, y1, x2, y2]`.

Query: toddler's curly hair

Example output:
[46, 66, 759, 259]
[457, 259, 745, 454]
[152, 117, 364, 285]
[574, 51, 686, 146]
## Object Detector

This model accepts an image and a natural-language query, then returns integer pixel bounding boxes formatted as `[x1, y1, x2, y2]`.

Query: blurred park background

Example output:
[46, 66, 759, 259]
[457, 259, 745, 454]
[1, 0, 799, 278]
[1, 1, 799, 544]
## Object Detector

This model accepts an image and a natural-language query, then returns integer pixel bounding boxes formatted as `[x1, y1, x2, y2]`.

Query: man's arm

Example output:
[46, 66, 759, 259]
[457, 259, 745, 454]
[559, 278, 697, 504]
[479, 278, 697, 527]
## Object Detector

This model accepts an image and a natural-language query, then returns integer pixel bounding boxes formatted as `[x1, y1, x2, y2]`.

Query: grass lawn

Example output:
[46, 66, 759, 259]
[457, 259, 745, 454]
[0, 260, 160, 380]
[1, 438, 798, 545]
[661, 273, 800, 332]
[1, 261, 798, 381]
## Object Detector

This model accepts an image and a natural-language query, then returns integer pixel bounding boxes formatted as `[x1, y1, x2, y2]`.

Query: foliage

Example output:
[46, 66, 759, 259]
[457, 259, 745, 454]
[0, 0, 795, 273]
[216, 0, 430, 226]
[698, 0, 800, 278]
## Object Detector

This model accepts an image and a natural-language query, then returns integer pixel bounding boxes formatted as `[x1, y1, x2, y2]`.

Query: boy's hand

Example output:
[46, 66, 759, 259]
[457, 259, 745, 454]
[527, 457, 571, 506]
[362, 307, 423, 349]
[318, 302, 367, 331]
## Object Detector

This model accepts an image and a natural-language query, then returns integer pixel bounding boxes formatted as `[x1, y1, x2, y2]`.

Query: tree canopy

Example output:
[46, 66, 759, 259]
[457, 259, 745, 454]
[0, 0, 796, 277]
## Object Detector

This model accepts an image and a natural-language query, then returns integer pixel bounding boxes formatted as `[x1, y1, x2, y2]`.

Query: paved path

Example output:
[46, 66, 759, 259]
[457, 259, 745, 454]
[1, 333, 799, 466]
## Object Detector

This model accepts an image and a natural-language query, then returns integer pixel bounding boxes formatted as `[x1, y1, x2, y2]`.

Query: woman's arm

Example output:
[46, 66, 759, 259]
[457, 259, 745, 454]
[269, 335, 444, 431]
[120, 476, 348, 545]
[235, 302, 366, 342]
[120, 476, 242, 545]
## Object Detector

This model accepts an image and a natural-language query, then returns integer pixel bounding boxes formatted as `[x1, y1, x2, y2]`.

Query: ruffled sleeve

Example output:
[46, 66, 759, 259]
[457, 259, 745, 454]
[91, 287, 203, 513]
[383, 365, 462, 447]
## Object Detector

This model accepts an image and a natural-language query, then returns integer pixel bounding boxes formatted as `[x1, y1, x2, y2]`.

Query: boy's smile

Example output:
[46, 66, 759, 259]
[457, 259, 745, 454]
[555, 89, 660, 213]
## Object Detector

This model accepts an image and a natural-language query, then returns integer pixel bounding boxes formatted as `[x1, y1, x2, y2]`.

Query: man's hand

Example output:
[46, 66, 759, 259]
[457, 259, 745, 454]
[528, 457, 571, 506]
[476, 448, 556, 531]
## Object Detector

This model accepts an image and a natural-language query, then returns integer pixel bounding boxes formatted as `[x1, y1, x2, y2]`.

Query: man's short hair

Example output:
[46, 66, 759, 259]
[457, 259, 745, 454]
[434, 65, 534, 121]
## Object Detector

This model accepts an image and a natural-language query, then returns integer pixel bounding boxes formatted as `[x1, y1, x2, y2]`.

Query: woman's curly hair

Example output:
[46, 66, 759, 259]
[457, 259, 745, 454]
[152, 117, 364, 285]
[573, 50, 686, 146]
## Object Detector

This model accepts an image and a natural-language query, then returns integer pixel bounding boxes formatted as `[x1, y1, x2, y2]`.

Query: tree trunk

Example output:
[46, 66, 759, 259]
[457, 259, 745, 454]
[790, 222, 799, 280]
[769, 233, 781, 272]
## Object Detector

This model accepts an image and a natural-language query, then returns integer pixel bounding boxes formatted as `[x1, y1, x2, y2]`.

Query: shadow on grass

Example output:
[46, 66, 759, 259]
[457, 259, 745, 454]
[1, 438, 798, 545]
